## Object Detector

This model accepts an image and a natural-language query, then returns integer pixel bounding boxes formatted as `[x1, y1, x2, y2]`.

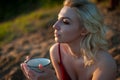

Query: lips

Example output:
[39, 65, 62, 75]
[54, 33, 60, 37]
[54, 32, 60, 37]
[54, 30, 60, 37]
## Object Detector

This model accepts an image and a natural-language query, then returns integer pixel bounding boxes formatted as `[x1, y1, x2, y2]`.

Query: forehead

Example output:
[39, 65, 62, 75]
[58, 6, 78, 19]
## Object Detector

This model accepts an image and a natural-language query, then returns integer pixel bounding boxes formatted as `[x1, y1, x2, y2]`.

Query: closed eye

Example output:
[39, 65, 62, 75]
[62, 19, 70, 25]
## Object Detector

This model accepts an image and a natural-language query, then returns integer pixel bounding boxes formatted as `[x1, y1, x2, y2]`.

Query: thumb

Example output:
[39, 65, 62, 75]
[38, 64, 54, 73]
[38, 64, 43, 69]
[38, 64, 48, 71]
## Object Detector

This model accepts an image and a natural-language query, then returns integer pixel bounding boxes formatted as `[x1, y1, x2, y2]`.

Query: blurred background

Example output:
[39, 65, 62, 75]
[0, 0, 119, 80]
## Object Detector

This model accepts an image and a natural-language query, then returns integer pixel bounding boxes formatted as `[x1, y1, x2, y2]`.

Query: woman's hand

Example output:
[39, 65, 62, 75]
[20, 56, 56, 80]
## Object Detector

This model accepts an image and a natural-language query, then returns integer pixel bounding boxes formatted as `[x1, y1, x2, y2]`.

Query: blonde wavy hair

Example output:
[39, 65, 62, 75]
[64, 0, 108, 66]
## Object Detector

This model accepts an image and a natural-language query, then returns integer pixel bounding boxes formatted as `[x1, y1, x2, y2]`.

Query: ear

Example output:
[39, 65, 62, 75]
[81, 28, 89, 36]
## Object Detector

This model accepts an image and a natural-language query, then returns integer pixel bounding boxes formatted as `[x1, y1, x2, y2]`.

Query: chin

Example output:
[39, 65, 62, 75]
[55, 40, 67, 44]
[55, 38, 67, 43]
[55, 39, 62, 43]
[55, 40, 61, 43]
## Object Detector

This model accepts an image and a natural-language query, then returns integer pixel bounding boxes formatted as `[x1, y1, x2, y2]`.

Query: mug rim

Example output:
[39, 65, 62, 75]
[26, 58, 51, 68]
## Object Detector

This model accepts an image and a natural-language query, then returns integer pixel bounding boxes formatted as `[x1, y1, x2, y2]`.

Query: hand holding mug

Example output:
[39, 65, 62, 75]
[20, 56, 56, 80]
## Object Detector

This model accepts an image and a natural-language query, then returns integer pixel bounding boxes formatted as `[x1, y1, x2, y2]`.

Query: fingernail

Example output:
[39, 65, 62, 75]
[26, 56, 29, 60]
[20, 63, 23, 67]
[39, 64, 43, 69]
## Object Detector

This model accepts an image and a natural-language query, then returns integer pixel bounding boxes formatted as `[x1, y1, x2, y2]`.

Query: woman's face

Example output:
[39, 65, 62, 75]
[53, 6, 84, 43]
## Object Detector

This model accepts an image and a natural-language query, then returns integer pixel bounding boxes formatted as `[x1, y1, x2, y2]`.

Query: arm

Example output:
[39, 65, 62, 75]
[92, 52, 117, 80]
[50, 43, 62, 80]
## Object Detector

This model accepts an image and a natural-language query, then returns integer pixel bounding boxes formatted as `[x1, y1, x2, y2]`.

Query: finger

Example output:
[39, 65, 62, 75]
[38, 64, 51, 73]
[24, 56, 31, 63]
[38, 64, 47, 71]
[23, 63, 30, 74]
[38, 64, 43, 69]
[24, 65, 38, 80]
[26, 56, 31, 60]
[23, 63, 35, 80]
[27, 70, 34, 79]
[20, 63, 29, 79]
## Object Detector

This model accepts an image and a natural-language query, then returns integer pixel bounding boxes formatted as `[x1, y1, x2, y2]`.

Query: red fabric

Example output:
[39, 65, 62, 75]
[58, 43, 72, 80]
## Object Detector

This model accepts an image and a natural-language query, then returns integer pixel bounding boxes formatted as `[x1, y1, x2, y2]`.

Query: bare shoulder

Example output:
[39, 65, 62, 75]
[96, 50, 117, 69]
[50, 43, 59, 54]
[92, 50, 117, 80]
[49, 43, 59, 62]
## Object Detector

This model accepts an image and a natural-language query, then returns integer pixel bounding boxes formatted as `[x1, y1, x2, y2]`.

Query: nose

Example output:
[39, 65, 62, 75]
[53, 21, 60, 30]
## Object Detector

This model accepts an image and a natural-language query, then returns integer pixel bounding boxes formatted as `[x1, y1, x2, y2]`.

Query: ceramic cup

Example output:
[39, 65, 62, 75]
[26, 58, 50, 73]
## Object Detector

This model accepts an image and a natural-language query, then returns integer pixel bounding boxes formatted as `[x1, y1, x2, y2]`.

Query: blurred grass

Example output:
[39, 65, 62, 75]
[0, 5, 61, 47]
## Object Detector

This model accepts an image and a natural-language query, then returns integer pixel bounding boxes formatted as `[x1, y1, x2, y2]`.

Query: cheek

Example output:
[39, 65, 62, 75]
[61, 28, 81, 42]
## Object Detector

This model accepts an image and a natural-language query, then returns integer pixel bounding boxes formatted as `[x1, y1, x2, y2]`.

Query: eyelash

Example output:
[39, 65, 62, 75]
[62, 19, 70, 25]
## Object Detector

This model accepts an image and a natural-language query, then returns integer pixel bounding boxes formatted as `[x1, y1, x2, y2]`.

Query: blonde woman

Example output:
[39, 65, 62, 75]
[21, 0, 117, 80]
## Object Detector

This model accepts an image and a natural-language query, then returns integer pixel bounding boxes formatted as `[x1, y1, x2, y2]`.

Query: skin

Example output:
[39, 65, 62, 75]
[21, 6, 117, 80]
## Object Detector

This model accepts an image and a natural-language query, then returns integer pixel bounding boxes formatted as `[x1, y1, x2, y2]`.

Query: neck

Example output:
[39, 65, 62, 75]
[65, 37, 84, 58]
